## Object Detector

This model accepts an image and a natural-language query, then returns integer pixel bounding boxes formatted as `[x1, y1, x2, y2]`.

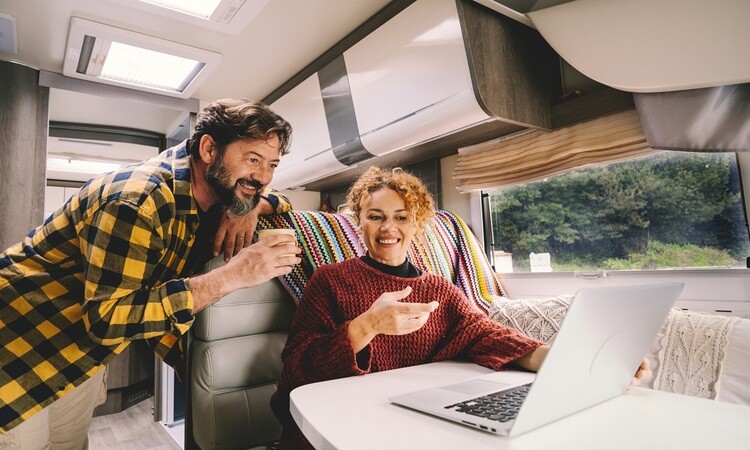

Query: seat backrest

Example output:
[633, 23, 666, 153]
[189, 262, 295, 450]
[187, 210, 503, 449]
[259, 210, 506, 312]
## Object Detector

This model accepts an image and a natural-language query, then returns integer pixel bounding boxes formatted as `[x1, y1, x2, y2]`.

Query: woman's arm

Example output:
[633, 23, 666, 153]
[278, 270, 371, 388]
[347, 286, 439, 353]
[431, 283, 544, 370]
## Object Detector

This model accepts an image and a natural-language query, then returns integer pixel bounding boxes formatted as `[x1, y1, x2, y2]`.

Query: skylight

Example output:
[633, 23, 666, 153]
[100, 42, 204, 92]
[47, 157, 122, 175]
[139, 0, 224, 19]
[109, 0, 265, 34]
[63, 17, 221, 98]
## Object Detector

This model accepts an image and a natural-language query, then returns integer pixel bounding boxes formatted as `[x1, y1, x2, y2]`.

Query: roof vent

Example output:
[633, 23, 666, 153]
[63, 17, 220, 98]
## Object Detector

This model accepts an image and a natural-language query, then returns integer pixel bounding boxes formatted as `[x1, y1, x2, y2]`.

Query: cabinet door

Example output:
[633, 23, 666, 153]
[270, 73, 346, 189]
[344, 0, 487, 156]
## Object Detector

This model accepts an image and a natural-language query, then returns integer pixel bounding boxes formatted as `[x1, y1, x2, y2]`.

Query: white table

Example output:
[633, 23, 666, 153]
[290, 361, 750, 450]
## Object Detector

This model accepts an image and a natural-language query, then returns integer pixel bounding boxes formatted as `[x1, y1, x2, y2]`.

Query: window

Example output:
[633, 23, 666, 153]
[486, 152, 750, 272]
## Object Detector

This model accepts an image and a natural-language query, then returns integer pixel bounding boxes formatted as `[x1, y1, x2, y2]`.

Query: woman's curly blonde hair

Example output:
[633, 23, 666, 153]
[346, 166, 435, 231]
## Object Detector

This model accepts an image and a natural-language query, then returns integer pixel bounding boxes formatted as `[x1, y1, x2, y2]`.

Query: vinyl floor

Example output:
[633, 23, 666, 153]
[89, 400, 182, 450]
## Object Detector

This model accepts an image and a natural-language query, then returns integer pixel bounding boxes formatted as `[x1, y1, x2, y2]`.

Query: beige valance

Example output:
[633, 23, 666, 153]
[453, 109, 655, 192]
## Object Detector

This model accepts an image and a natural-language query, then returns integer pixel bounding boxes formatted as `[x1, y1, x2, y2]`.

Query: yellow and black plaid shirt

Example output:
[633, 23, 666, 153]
[0, 143, 290, 432]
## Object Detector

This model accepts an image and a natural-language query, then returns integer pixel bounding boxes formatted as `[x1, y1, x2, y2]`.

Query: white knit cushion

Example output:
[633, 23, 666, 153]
[653, 309, 739, 399]
[489, 295, 573, 344]
[717, 317, 750, 405]
[490, 297, 750, 404]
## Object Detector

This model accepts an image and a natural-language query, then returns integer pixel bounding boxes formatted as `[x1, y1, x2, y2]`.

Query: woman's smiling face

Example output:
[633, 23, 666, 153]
[359, 187, 417, 266]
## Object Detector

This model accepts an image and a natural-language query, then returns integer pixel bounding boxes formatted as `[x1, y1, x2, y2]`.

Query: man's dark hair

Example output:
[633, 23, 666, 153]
[187, 99, 292, 158]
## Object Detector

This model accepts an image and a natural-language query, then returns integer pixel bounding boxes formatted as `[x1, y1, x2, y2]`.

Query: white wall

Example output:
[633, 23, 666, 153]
[276, 154, 476, 219]
[440, 153, 474, 230]
[280, 154, 475, 227]
[282, 189, 320, 211]
[44, 186, 79, 219]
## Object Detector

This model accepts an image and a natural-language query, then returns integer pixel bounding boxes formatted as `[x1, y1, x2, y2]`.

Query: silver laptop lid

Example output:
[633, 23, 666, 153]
[510, 282, 683, 436]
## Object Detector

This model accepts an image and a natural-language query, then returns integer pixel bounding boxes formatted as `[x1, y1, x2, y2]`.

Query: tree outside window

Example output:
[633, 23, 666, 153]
[488, 152, 750, 272]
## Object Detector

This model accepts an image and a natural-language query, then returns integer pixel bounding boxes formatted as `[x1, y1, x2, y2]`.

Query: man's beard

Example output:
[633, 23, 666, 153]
[205, 151, 262, 216]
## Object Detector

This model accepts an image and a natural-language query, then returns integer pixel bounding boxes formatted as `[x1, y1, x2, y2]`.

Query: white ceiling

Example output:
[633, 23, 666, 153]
[3, 0, 748, 173]
[1, 0, 391, 135]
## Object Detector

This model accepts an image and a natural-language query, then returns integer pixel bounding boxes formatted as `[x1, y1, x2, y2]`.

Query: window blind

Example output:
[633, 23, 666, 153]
[453, 109, 655, 192]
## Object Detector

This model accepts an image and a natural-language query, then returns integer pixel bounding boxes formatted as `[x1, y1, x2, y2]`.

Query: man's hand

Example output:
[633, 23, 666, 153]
[348, 287, 439, 353]
[213, 198, 275, 261]
[190, 233, 301, 313]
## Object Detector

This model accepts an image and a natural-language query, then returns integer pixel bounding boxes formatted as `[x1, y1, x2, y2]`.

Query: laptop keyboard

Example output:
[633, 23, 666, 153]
[444, 382, 532, 423]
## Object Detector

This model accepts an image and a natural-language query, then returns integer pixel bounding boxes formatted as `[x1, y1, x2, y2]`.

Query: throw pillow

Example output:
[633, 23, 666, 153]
[489, 295, 573, 344]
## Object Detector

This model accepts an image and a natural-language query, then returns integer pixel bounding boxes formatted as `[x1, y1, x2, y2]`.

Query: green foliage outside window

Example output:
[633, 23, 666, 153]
[488, 152, 750, 272]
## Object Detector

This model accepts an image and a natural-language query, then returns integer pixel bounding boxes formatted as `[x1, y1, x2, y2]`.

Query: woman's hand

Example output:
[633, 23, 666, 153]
[628, 357, 653, 389]
[512, 345, 549, 372]
[348, 286, 439, 353]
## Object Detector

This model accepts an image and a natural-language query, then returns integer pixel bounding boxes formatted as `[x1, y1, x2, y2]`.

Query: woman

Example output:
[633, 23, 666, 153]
[269, 167, 547, 448]
[270, 167, 647, 449]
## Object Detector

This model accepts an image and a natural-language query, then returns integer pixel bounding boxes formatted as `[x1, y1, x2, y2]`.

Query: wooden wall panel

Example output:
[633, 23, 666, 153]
[0, 61, 49, 250]
[457, 0, 557, 130]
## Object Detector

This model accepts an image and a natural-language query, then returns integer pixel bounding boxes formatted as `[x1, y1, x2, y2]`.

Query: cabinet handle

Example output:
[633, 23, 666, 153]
[574, 271, 607, 280]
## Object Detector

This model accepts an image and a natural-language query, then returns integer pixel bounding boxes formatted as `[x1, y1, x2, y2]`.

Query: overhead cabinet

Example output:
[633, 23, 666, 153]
[269, 0, 555, 190]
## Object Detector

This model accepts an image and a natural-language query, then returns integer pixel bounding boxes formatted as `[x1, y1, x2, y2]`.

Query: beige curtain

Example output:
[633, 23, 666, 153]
[453, 109, 656, 192]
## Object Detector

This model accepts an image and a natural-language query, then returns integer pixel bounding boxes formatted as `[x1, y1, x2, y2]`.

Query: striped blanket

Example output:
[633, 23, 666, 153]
[258, 210, 506, 313]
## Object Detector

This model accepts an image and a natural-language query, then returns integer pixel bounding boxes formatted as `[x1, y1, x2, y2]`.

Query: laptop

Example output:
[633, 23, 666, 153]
[389, 282, 684, 437]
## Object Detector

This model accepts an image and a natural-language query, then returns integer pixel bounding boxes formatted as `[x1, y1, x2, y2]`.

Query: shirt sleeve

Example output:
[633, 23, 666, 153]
[432, 284, 543, 371]
[260, 187, 292, 213]
[78, 191, 194, 348]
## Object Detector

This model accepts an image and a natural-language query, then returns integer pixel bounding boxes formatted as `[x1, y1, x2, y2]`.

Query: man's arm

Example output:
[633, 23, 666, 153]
[263, 187, 292, 213]
[80, 197, 195, 345]
[189, 232, 300, 312]
[212, 187, 293, 260]
[81, 192, 301, 346]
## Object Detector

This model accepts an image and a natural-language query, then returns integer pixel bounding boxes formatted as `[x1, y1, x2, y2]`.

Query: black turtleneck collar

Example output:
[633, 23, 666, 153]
[360, 253, 421, 278]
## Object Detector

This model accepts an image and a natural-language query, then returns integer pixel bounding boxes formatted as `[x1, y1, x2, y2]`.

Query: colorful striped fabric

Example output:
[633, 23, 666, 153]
[258, 210, 506, 313]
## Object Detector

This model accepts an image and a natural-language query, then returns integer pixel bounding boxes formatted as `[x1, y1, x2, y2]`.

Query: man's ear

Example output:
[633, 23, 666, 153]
[198, 135, 217, 164]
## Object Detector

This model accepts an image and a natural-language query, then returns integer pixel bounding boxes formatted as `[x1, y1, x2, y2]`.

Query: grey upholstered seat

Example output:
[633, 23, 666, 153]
[188, 255, 295, 450]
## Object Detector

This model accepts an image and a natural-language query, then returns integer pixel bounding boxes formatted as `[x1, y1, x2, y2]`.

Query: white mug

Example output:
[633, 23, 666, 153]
[256, 228, 296, 243]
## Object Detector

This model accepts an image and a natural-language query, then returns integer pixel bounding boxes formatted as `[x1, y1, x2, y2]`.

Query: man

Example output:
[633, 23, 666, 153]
[0, 99, 301, 448]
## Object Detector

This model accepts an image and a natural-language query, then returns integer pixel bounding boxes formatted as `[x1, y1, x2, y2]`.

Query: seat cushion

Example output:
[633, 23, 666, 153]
[191, 332, 289, 449]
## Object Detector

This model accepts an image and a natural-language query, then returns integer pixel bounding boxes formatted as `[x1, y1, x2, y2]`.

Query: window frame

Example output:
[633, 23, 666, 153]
[472, 152, 750, 312]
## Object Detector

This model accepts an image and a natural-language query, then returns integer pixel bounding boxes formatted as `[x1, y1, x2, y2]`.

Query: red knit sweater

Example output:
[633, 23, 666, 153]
[270, 257, 542, 449]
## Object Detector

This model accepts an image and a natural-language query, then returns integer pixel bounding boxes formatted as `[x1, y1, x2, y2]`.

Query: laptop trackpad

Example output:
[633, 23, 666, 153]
[441, 379, 510, 396]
